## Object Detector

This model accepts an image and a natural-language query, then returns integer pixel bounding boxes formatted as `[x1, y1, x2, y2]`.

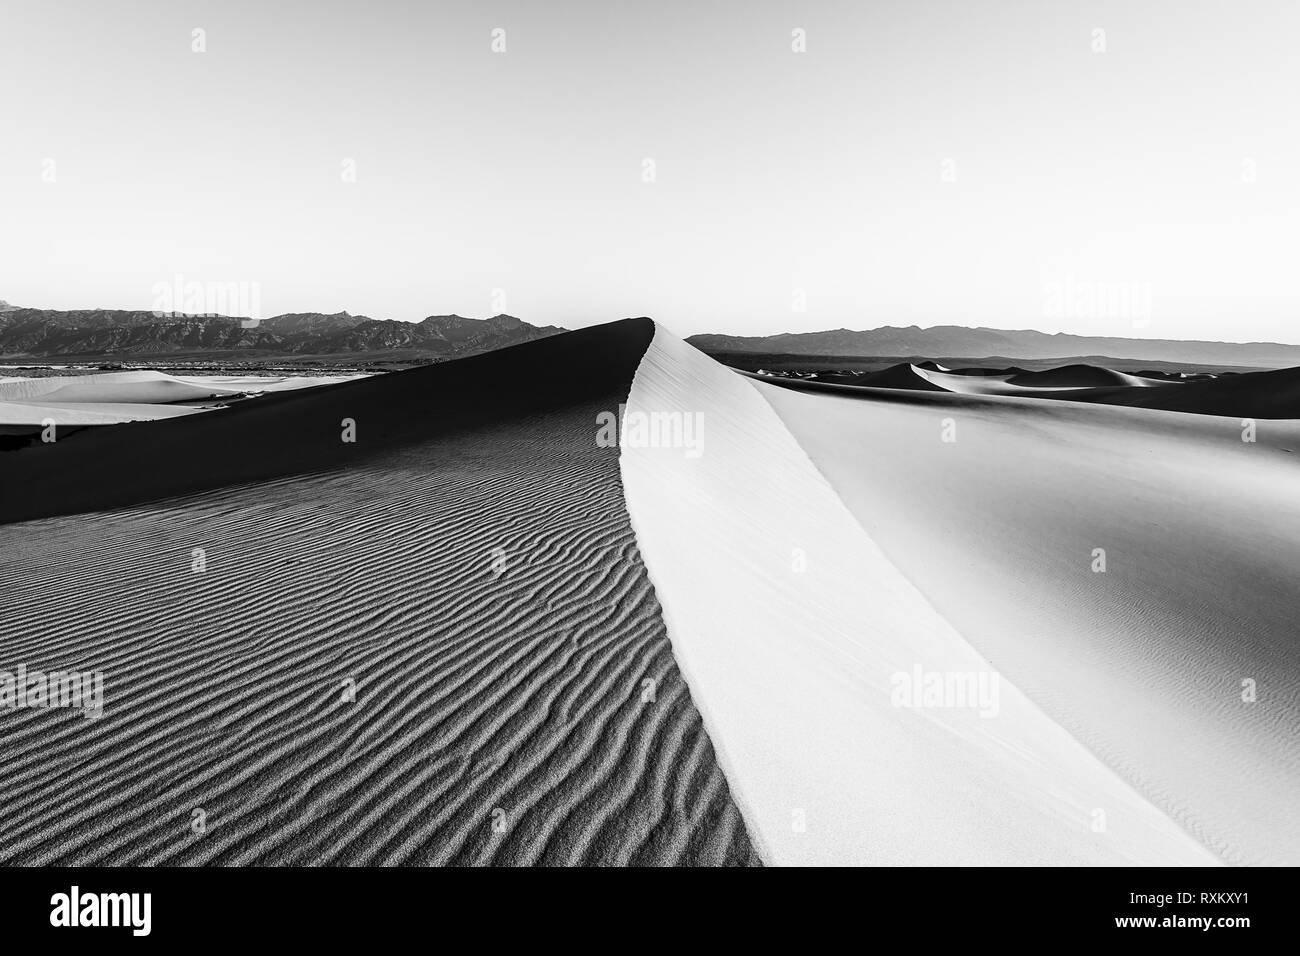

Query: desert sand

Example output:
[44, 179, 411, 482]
[0, 321, 758, 865]
[1, 319, 1295, 866]
[764, 359, 1300, 418]
[0, 370, 366, 430]
[755, 378, 1300, 865]
[620, 329, 1222, 866]
[0, 370, 365, 404]
[0, 399, 205, 427]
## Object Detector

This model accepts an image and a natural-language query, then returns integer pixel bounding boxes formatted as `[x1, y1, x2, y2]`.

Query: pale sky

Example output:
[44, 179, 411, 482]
[2, 0, 1298, 342]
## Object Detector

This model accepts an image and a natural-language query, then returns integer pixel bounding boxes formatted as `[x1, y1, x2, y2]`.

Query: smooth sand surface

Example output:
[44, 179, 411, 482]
[0, 320, 759, 865]
[0, 370, 363, 405]
[619, 328, 1217, 866]
[0, 371, 250, 405]
[0, 371, 366, 426]
[168, 374, 369, 393]
[0, 399, 205, 426]
[914, 365, 1169, 396]
[758, 381, 1300, 864]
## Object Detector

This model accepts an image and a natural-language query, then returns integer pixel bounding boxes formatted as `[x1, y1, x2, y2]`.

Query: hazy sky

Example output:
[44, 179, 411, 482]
[2, 0, 1298, 341]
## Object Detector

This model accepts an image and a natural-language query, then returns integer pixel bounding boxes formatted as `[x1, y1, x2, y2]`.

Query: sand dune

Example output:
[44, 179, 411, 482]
[765, 360, 1300, 419]
[0, 369, 366, 429]
[0, 370, 251, 405]
[1004, 364, 1169, 388]
[619, 328, 1217, 866]
[3, 317, 1293, 866]
[166, 373, 369, 393]
[857, 363, 948, 390]
[910, 366, 1037, 396]
[913, 365, 1164, 396]
[758, 380, 1300, 864]
[0, 371, 362, 428]
[0, 320, 759, 865]
[1095, 364, 1300, 418]
[0, 370, 364, 405]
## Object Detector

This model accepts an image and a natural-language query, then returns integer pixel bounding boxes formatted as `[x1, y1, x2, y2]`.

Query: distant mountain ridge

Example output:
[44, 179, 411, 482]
[0, 307, 564, 360]
[688, 325, 1300, 369]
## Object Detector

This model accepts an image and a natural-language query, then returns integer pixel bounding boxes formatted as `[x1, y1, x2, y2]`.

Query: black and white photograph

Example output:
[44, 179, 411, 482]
[0, 0, 1294, 940]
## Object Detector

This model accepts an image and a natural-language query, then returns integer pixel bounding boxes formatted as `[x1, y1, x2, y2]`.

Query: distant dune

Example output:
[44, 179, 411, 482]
[0, 370, 249, 405]
[0, 371, 366, 434]
[689, 325, 1300, 368]
[756, 360, 1300, 419]
[1003, 364, 1165, 388]
[858, 363, 949, 391]
[1092, 365, 1300, 419]
[0, 399, 205, 428]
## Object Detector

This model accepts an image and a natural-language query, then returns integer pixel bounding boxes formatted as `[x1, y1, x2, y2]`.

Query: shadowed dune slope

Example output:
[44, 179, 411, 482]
[858, 362, 948, 390]
[1083, 364, 1300, 418]
[1004, 364, 1163, 388]
[0, 319, 759, 866]
[0, 319, 655, 524]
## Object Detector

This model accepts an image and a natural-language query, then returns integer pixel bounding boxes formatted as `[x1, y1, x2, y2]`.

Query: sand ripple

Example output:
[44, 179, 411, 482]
[0, 378, 758, 865]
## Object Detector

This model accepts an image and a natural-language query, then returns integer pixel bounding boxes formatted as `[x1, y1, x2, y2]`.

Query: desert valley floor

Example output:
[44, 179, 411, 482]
[1, 318, 1297, 866]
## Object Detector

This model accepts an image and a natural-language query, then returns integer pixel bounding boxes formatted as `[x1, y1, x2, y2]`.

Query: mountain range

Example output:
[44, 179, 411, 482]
[687, 326, 1300, 369]
[0, 306, 563, 362]
[5, 301, 1299, 369]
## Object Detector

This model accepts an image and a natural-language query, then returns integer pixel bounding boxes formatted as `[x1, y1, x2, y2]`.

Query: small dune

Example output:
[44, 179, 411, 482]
[764, 359, 1300, 419]
[1091, 364, 1300, 418]
[0, 399, 205, 427]
[858, 363, 949, 391]
[0, 371, 367, 428]
[0, 370, 251, 405]
[1005, 364, 1167, 388]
